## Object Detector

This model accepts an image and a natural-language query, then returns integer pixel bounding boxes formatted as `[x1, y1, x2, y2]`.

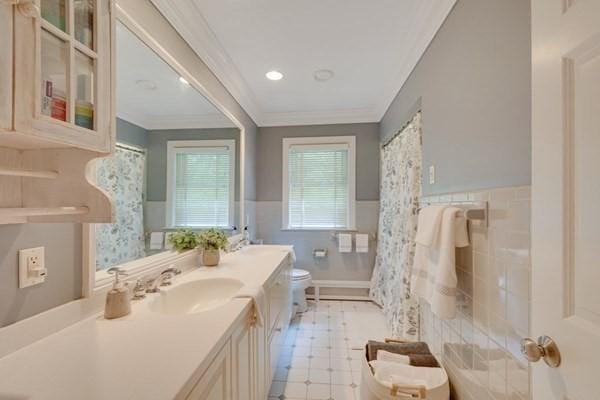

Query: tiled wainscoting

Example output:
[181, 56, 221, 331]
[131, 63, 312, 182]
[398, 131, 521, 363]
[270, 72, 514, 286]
[420, 186, 531, 400]
[255, 201, 379, 283]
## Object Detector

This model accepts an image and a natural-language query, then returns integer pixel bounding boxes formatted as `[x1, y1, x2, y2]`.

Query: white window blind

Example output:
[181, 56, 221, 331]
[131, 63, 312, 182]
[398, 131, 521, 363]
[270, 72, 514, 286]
[283, 137, 356, 229]
[166, 141, 234, 228]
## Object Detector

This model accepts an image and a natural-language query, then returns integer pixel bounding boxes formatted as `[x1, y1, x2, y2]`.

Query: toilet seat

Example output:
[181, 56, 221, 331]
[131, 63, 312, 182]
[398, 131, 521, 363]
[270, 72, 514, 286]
[292, 269, 311, 281]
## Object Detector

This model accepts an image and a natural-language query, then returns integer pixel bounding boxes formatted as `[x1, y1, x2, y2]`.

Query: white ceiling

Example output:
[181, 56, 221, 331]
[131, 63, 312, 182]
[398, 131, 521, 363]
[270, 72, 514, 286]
[151, 0, 456, 127]
[116, 22, 235, 130]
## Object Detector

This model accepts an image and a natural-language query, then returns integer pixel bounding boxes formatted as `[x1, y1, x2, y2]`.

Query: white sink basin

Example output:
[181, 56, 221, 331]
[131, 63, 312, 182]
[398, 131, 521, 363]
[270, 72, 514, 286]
[148, 278, 243, 316]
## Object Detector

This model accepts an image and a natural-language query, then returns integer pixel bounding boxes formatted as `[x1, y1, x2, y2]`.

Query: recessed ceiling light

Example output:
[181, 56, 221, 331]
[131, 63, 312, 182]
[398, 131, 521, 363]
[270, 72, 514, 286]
[135, 79, 157, 91]
[313, 69, 334, 82]
[265, 70, 283, 81]
[179, 76, 190, 85]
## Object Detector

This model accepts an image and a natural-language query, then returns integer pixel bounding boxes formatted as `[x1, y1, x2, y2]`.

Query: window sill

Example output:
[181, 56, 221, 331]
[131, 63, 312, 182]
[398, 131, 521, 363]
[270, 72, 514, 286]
[280, 227, 358, 232]
[163, 226, 237, 231]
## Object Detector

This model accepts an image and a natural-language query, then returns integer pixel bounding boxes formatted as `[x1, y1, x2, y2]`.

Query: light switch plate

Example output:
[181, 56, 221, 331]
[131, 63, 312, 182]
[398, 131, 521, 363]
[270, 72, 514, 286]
[429, 165, 436, 184]
[18, 247, 46, 288]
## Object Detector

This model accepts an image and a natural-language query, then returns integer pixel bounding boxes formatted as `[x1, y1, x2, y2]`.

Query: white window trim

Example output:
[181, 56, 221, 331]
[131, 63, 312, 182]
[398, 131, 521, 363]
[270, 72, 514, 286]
[166, 139, 236, 229]
[281, 136, 356, 231]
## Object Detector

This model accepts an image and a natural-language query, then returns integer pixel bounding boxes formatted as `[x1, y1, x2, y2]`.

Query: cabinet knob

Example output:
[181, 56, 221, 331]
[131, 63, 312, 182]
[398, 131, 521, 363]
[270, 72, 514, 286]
[520, 335, 561, 368]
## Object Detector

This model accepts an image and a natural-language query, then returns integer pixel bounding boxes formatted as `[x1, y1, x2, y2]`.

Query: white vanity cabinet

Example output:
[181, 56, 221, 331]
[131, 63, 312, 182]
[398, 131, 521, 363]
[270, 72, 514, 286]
[266, 258, 293, 385]
[0, 0, 115, 224]
[185, 340, 232, 400]
[183, 257, 293, 400]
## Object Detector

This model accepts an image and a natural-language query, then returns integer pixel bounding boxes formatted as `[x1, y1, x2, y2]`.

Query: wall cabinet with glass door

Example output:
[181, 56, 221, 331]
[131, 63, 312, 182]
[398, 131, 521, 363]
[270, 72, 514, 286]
[0, 0, 114, 224]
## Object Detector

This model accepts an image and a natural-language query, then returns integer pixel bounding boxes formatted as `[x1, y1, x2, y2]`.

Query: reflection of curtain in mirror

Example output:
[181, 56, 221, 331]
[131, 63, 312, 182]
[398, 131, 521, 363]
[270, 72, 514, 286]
[95, 146, 146, 270]
[370, 112, 422, 340]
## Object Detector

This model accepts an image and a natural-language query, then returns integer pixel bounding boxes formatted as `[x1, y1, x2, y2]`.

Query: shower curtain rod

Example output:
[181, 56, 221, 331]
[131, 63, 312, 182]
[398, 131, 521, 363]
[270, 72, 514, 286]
[381, 110, 422, 149]
[116, 142, 146, 155]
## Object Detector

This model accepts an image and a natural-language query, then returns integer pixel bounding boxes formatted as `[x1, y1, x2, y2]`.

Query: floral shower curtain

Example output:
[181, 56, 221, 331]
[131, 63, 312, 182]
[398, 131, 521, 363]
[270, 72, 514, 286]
[370, 112, 422, 339]
[95, 146, 146, 270]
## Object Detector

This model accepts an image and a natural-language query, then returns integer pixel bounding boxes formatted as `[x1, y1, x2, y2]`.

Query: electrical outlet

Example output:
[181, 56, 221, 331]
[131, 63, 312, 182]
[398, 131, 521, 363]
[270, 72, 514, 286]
[429, 165, 436, 185]
[18, 247, 47, 288]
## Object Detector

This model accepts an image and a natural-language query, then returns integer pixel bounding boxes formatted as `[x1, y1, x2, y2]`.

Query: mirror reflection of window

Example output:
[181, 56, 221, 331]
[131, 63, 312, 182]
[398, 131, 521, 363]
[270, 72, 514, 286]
[166, 140, 235, 229]
[92, 21, 240, 273]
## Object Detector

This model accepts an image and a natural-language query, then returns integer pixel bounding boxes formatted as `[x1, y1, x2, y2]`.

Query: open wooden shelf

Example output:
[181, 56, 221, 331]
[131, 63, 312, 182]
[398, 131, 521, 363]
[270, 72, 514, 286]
[0, 147, 114, 224]
[0, 166, 58, 179]
[0, 206, 89, 218]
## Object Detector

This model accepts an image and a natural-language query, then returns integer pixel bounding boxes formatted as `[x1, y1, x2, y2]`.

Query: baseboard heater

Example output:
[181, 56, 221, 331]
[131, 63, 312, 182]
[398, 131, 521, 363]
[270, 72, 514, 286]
[306, 280, 371, 301]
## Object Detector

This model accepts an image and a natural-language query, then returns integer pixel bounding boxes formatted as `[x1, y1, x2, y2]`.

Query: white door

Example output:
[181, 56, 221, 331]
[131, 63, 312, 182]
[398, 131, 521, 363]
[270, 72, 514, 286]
[531, 0, 600, 399]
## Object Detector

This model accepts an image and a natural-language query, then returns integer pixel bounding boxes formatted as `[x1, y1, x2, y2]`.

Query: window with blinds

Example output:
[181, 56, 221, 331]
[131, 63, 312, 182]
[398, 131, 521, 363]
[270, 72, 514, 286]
[166, 140, 235, 228]
[283, 137, 356, 229]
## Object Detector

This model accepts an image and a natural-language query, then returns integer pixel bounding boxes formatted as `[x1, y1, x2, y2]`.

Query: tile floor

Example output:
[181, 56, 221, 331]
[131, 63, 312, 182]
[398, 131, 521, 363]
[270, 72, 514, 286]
[268, 300, 390, 400]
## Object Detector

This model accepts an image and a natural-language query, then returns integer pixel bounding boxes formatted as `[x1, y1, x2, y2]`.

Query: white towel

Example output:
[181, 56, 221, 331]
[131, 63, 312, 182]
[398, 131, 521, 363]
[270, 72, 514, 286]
[411, 207, 469, 319]
[149, 232, 164, 250]
[285, 246, 297, 263]
[233, 284, 266, 327]
[338, 233, 352, 253]
[377, 350, 410, 365]
[415, 205, 447, 246]
[355, 233, 369, 253]
[369, 360, 429, 389]
[164, 232, 175, 250]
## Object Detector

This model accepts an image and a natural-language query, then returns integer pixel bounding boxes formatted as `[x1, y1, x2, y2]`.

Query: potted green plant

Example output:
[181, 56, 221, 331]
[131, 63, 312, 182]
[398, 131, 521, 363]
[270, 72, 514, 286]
[167, 229, 200, 252]
[197, 228, 229, 267]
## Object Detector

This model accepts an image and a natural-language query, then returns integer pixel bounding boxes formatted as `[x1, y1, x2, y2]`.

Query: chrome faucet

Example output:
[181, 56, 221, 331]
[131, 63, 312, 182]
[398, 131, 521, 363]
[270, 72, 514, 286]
[145, 266, 182, 293]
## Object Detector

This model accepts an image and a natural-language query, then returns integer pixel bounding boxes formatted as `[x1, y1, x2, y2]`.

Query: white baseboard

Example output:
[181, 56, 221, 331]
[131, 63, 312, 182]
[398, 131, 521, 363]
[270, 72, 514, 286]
[308, 280, 371, 301]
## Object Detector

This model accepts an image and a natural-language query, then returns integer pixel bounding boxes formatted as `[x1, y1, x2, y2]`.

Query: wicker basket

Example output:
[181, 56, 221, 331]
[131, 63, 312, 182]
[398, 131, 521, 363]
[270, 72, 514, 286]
[360, 342, 449, 400]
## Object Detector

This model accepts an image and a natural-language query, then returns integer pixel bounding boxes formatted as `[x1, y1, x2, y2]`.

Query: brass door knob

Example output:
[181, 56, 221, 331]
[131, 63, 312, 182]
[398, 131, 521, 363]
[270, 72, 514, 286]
[520, 335, 561, 368]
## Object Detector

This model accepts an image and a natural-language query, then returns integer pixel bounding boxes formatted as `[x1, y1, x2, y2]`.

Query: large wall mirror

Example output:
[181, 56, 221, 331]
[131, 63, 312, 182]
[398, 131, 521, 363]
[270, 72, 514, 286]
[87, 19, 243, 288]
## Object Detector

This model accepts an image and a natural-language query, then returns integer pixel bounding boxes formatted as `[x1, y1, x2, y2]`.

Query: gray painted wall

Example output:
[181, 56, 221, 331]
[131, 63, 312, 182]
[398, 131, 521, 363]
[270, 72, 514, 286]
[257, 123, 380, 201]
[255, 123, 380, 281]
[0, 224, 82, 327]
[116, 118, 148, 148]
[381, 0, 531, 195]
[145, 128, 241, 202]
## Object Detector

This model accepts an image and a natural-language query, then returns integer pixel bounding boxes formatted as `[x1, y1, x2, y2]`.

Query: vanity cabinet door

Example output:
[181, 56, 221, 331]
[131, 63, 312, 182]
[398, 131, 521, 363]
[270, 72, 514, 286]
[186, 341, 232, 400]
[12, 0, 114, 152]
[0, 1, 12, 131]
[231, 310, 256, 400]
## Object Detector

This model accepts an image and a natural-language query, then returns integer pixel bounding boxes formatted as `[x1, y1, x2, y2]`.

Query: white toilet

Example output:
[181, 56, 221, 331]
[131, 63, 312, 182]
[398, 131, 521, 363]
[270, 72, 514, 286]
[292, 269, 312, 313]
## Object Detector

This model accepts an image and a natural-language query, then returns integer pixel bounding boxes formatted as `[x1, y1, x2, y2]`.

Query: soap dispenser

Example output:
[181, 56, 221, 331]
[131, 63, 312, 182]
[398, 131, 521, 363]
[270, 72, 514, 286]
[104, 267, 131, 319]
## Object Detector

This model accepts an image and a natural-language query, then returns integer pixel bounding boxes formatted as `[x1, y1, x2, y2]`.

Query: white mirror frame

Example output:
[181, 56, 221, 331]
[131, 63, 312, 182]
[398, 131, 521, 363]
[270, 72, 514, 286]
[83, 4, 246, 296]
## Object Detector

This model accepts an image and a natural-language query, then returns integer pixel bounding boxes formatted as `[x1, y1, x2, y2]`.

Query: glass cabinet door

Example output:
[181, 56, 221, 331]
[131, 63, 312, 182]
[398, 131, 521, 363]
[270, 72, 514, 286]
[13, 0, 112, 152]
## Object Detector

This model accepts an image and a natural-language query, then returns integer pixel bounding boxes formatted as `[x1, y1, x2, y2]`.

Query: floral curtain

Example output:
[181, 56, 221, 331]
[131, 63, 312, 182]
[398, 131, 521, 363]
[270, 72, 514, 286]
[95, 146, 146, 270]
[370, 112, 422, 340]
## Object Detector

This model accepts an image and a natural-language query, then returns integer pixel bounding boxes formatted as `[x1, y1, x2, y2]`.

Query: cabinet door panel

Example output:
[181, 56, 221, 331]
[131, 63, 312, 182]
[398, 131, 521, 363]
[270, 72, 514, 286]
[186, 342, 232, 400]
[231, 311, 255, 400]
[13, 0, 113, 152]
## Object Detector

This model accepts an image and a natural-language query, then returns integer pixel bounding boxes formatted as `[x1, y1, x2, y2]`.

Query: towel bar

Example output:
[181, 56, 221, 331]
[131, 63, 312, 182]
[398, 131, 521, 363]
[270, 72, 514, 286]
[418, 201, 488, 226]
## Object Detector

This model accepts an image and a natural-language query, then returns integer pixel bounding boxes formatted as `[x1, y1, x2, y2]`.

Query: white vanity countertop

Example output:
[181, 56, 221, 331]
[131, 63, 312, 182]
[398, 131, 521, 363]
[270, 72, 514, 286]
[0, 245, 292, 400]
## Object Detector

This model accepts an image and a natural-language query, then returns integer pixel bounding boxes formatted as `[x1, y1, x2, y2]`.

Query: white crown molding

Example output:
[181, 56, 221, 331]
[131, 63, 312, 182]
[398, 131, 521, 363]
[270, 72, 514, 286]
[116, 109, 149, 130]
[150, 0, 456, 127]
[117, 110, 236, 130]
[260, 108, 381, 127]
[150, 0, 264, 124]
[145, 114, 236, 130]
[372, 0, 457, 120]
